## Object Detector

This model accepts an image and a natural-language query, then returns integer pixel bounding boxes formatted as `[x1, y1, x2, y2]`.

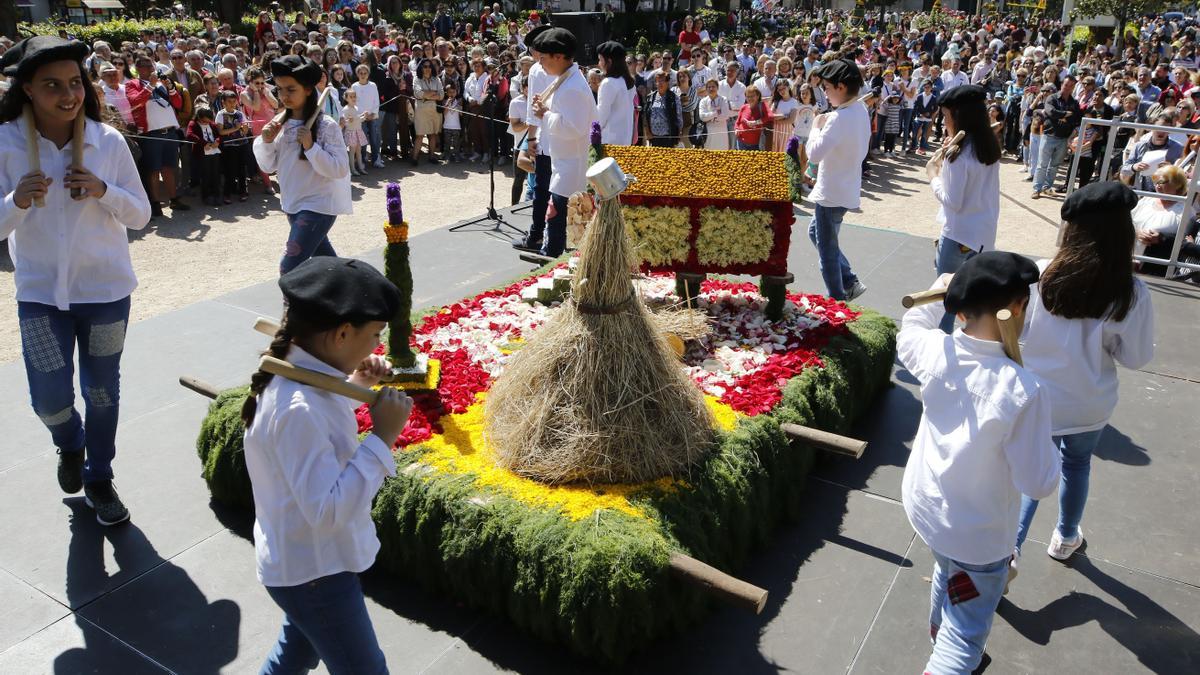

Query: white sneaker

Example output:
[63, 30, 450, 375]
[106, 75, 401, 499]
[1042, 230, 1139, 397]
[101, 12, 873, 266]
[1004, 548, 1019, 595]
[373, 159, 386, 169]
[1047, 527, 1084, 561]
[469, 153, 482, 162]
[846, 280, 868, 301]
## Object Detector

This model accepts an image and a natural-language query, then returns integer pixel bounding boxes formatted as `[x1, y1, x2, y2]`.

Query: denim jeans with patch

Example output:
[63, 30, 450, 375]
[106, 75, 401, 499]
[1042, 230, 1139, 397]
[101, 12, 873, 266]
[261, 571, 387, 674]
[18, 296, 131, 484]
[927, 549, 1009, 675]
[280, 210, 338, 275]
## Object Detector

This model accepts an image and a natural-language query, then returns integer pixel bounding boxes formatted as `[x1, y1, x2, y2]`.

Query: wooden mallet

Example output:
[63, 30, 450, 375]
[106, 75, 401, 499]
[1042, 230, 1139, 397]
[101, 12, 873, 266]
[23, 105, 44, 208]
[70, 110, 86, 199]
[901, 288, 947, 309]
[258, 355, 383, 404]
[995, 309, 1023, 366]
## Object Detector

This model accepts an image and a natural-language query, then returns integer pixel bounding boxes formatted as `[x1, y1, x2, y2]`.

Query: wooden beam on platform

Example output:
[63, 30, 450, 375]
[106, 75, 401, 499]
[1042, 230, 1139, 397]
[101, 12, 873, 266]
[519, 252, 553, 266]
[179, 376, 220, 400]
[668, 553, 768, 614]
[780, 423, 867, 459]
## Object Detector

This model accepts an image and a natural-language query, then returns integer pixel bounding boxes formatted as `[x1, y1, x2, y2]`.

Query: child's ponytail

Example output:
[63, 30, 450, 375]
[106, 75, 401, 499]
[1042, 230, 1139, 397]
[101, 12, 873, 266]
[241, 324, 294, 428]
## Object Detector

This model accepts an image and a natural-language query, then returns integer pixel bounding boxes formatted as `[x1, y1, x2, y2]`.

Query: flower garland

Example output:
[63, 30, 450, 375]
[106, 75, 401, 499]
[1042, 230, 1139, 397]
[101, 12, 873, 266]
[695, 207, 775, 267]
[623, 205, 691, 266]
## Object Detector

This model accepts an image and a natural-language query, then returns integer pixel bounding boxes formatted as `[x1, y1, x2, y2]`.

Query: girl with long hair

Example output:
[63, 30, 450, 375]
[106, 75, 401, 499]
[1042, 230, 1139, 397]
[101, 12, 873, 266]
[925, 84, 1002, 332]
[242, 257, 411, 674]
[596, 40, 635, 145]
[411, 57, 444, 165]
[1014, 181, 1154, 566]
[0, 37, 151, 525]
[254, 56, 351, 275]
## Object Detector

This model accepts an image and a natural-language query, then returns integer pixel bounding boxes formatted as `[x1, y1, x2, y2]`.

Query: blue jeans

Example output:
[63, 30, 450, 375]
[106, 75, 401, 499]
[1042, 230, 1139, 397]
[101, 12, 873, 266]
[18, 296, 131, 484]
[1034, 135, 1068, 193]
[908, 120, 930, 151]
[927, 549, 1009, 675]
[544, 193, 569, 257]
[899, 107, 914, 147]
[362, 117, 382, 164]
[1027, 134, 1043, 179]
[526, 153, 552, 247]
[1015, 429, 1105, 552]
[261, 571, 387, 675]
[808, 204, 858, 300]
[280, 210, 338, 275]
[736, 139, 760, 150]
[934, 236, 980, 333]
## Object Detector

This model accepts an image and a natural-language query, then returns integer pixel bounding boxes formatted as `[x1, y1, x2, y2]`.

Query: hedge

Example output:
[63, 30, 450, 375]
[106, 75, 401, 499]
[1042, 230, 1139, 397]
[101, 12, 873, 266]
[193, 271, 897, 663]
[22, 17, 259, 45]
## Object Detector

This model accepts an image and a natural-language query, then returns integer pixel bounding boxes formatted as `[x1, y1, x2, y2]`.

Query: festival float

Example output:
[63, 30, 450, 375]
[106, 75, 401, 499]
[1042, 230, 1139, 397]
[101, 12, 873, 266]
[183, 161, 897, 662]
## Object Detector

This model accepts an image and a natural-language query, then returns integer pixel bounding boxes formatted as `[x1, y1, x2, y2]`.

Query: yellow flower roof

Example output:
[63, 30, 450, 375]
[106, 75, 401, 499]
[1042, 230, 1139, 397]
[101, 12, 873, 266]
[602, 145, 791, 202]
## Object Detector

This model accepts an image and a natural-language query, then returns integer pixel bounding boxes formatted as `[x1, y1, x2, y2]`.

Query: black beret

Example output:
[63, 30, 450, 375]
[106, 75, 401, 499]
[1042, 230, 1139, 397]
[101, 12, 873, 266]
[524, 24, 552, 50]
[944, 251, 1040, 315]
[270, 55, 322, 88]
[814, 59, 863, 88]
[1, 36, 89, 80]
[938, 84, 987, 109]
[279, 257, 401, 325]
[1060, 180, 1137, 224]
[530, 27, 577, 57]
[596, 40, 626, 61]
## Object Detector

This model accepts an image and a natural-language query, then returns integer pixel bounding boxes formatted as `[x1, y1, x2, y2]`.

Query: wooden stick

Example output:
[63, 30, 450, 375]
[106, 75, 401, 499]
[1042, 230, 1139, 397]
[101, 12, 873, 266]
[258, 355, 380, 404]
[930, 130, 966, 164]
[518, 252, 553, 266]
[995, 309, 1023, 366]
[254, 316, 280, 337]
[179, 375, 221, 399]
[23, 106, 44, 208]
[901, 288, 947, 309]
[70, 112, 86, 199]
[305, 86, 333, 128]
[780, 423, 868, 459]
[667, 553, 768, 614]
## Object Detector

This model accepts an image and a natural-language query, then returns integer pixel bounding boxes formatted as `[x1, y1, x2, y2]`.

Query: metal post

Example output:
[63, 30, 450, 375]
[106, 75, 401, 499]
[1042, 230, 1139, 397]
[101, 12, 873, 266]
[1164, 165, 1200, 279]
[1063, 117, 1086, 199]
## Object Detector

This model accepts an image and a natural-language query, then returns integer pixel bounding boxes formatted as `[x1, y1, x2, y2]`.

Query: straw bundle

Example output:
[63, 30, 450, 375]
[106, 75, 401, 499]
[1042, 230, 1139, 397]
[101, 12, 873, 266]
[485, 198, 715, 485]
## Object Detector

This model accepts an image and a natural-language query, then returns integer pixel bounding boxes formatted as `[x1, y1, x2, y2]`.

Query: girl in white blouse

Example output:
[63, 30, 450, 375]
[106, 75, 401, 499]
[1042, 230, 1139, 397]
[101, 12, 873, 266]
[925, 84, 1001, 332]
[255, 56, 351, 275]
[1016, 181, 1155, 563]
[242, 256, 412, 674]
[595, 40, 636, 145]
[0, 37, 151, 526]
[698, 78, 731, 150]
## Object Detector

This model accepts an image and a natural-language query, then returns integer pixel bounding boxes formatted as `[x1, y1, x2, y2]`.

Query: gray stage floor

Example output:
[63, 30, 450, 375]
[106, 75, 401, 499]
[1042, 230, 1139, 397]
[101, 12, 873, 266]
[1, 205, 1197, 674]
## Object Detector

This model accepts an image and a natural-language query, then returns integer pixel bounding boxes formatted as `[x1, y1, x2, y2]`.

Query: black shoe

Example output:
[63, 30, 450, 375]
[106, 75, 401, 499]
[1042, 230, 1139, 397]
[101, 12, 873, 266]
[150, 204, 164, 219]
[57, 449, 84, 494]
[511, 239, 543, 253]
[83, 480, 130, 526]
[1054, 186, 1067, 194]
[169, 198, 191, 211]
[428, 156, 442, 164]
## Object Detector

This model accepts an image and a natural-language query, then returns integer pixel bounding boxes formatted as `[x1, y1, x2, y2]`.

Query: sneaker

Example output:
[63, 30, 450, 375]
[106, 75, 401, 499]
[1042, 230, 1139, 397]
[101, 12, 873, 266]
[150, 204, 164, 219]
[1004, 549, 1020, 595]
[511, 238, 543, 253]
[428, 156, 442, 165]
[373, 159, 386, 168]
[846, 280, 868, 301]
[239, 193, 249, 202]
[469, 153, 482, 162]
[1031, 190, 1042, 199]
[1054, 186, 1068, 194]
[169, 198, 191, 211]
[83, 480, 130, 526]
[1023, 175, 1033, 182]
[57, 449, 84, 494]
[1047, 527, 1084, 561]
[222, 197, 232, 205]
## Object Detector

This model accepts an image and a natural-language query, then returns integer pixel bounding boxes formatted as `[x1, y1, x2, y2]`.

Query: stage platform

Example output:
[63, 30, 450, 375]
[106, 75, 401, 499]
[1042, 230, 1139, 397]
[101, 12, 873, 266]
[0, 204, 1197, 674]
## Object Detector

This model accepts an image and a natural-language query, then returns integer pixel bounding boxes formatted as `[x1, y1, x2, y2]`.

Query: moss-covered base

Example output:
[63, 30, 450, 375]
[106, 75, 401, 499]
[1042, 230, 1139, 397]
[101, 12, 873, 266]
[194, 304, 896, 663]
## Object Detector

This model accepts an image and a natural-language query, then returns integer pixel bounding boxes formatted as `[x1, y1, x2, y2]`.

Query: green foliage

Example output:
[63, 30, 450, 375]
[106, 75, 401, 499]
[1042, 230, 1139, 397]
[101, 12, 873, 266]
[385, 241, 416, 369]
[1069, 0, 1166, 23]
[635, 36, 652, 58]
[192, 275, 898, 663]
[195, 386, 254, 510]
[23, 16, 257, 45]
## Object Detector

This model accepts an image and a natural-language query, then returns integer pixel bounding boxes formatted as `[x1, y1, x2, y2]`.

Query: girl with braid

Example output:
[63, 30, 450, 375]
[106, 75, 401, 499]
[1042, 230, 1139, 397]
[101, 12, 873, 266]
[241, 257, 412, 674]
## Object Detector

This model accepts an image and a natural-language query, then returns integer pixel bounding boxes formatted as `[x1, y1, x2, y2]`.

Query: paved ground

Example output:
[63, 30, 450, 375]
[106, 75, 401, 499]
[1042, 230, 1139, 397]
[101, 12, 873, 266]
[0, 201, 1196, 674]
[0, 152, 1063, 364]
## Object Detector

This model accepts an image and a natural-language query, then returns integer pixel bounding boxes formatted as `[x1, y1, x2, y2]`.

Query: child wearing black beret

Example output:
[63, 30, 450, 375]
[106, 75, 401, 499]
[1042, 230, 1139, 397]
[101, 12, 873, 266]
[0, 36, 151, 525]
[898, 250, 1061, 674]
[1015, 181, 1155, 563]
[242, 256, 412, 673]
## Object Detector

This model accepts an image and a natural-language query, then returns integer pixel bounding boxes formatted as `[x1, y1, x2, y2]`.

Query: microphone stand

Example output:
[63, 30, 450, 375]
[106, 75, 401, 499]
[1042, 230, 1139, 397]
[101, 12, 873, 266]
[449, 86, 527, 238]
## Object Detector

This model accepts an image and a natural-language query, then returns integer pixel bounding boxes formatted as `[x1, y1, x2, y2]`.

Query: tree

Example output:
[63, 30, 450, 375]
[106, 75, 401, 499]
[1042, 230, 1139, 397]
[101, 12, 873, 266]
[1069, 0, 1166, 51]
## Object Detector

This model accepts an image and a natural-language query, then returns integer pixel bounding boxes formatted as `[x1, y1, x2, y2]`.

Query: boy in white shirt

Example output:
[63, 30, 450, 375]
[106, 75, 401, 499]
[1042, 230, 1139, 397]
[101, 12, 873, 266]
[806, 59, 869, 301]
[898, 251, 1060, 675]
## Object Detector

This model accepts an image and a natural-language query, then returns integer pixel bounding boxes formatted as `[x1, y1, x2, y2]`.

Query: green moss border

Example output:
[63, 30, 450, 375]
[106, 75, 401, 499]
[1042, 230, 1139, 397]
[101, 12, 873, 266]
[194, 278, 896, 663]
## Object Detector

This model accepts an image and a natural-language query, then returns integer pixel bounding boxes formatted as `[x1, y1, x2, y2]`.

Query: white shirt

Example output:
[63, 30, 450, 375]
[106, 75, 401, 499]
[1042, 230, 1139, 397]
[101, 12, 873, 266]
[442, 99, 462, 130]
[898, 300, 1061, 565]
[1022, 260, 1155, 435]
[350, 80, 380, 117]
[806, 102, 870, 209]
[254, 116, 352, 216]
[144, 84, 179, 131]
[507, 93, 526, 138]
[244, 346, 397, 586]
[0, 118, 151, 310]
[525, 62, 555, 155]
[718, 78, 746, 112]
[542, 68, 597, 196]
[698, 94, 731, 150]
[464, 71, 490, 105]
[101, 82, 134, 125]
[930, 140, 1000, 252]
[941, 69, 969, 92]
[596, 76, 635, 145]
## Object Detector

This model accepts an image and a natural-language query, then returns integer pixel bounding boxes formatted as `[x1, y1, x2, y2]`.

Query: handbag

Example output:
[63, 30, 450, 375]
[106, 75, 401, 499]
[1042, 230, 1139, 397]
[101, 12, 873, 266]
[515, 131, 534, 172]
